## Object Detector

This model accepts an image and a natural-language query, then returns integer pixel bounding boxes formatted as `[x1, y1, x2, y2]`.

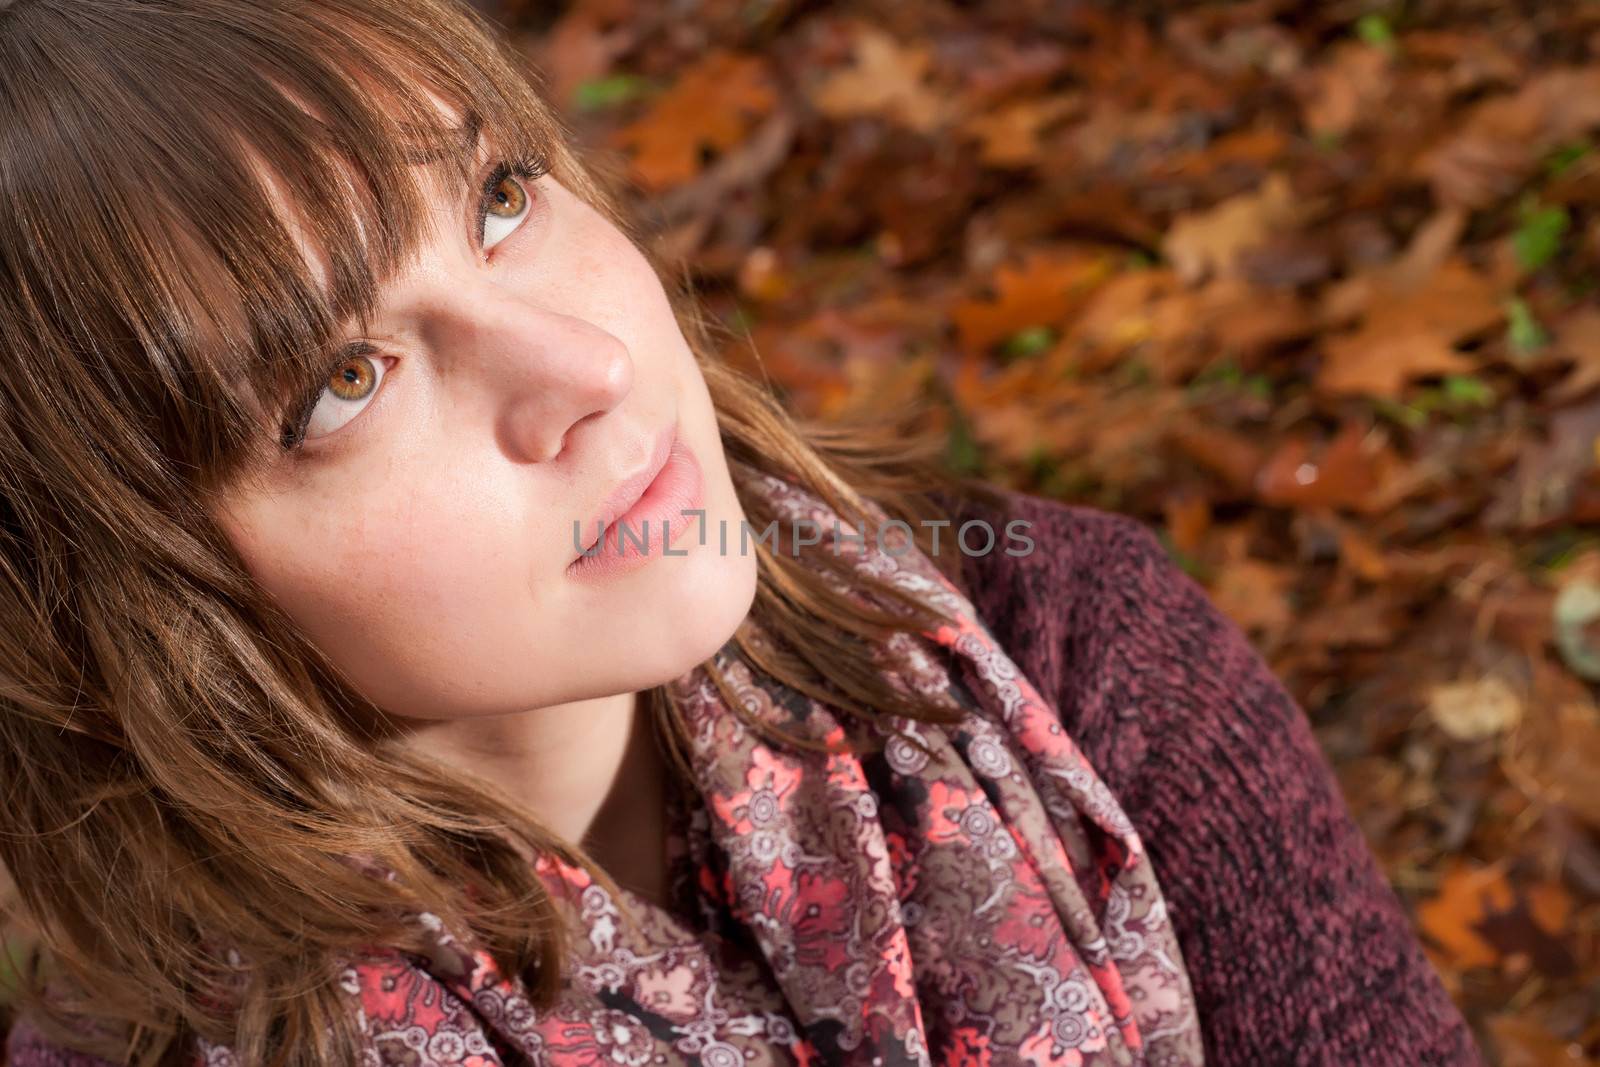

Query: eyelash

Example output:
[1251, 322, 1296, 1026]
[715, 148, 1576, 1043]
[276, 154, 550, 454]
[476, 154, 550, 248]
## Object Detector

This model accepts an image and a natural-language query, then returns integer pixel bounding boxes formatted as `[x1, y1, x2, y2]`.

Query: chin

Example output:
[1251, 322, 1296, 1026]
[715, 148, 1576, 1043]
[645, 527, 760, 681]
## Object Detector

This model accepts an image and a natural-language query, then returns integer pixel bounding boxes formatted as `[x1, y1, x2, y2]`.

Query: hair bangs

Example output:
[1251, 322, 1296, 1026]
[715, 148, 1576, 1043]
[0, 0, 560, 493]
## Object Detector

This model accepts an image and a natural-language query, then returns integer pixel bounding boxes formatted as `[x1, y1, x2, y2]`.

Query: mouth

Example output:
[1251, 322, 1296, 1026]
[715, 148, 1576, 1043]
[573, 420, 678, 560]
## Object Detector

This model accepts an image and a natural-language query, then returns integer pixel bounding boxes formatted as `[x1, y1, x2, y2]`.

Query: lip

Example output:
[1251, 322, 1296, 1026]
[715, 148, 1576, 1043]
[567, 426, 705, 581]
[574, 421, 676, 559]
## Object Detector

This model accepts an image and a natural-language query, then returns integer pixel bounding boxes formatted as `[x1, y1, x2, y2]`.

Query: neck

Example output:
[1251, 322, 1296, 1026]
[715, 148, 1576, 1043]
[392, 688, 675, 907]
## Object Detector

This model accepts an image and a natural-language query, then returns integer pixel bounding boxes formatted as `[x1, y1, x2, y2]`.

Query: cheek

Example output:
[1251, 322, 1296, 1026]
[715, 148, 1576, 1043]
[221, 479, 541, 704]
[269, 506, 460, 624]
[551, 199, 682, 361]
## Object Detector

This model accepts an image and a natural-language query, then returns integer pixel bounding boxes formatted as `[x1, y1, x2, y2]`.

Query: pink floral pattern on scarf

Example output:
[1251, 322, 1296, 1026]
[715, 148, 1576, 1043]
[197, 473, 1206, 1066]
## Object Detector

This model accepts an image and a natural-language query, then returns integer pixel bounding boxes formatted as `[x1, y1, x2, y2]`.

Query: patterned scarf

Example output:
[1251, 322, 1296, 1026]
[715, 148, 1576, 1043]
[200, 472, 1206, 1066]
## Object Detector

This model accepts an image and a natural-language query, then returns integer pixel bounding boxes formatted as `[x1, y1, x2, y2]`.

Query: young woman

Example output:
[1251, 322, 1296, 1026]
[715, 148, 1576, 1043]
[0, 0, 1481, 1064]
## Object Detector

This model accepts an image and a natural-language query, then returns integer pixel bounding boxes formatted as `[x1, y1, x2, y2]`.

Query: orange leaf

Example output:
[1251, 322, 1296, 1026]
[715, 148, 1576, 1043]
[1296, 39, 1394, 138]
[1160, 171, 1305, 286]
[1418, 860, 1574, 974]
[1208, 525, 1296, 635]
[610, 51, 777, 191]
[1336, 523, 1392, 583]
[809, 23, 956, 133]
[1162, 493, 1211, 557]
[1166, 415, 1265, 496]
[960, 93, 1080, 168]
[1547, 307, 1600, 405]
[1418, 861, 1514, 970]
[951, 249, 1112, 356]
[1256, 420, 1393, 512]
[1313, 256, 1500, 399]
[1315, 328, 1478, 399]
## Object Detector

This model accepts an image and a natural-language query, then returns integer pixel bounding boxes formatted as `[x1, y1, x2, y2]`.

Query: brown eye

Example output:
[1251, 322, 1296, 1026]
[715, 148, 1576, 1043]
[481, 170, 534, 250]
[487, 176, 526, 218]
[298, 352, 386, 444]
[327, 355, 376, 401]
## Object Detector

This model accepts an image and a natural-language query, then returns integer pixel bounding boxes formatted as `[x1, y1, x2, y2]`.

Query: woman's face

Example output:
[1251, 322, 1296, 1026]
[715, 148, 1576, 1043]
[209, 122, 757, 722]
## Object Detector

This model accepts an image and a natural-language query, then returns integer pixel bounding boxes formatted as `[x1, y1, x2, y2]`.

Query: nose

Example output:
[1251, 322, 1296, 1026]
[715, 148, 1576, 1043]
[423, 284, 634, 464]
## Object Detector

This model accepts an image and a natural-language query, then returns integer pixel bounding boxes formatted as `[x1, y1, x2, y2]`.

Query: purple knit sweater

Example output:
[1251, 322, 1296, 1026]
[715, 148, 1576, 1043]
[4, 488, 1483, 1066]
[944, 488, 1483, 1066]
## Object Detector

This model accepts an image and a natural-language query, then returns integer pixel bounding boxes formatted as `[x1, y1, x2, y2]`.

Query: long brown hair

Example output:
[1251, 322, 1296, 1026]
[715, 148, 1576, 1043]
[0, 0, 1008, 1063]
